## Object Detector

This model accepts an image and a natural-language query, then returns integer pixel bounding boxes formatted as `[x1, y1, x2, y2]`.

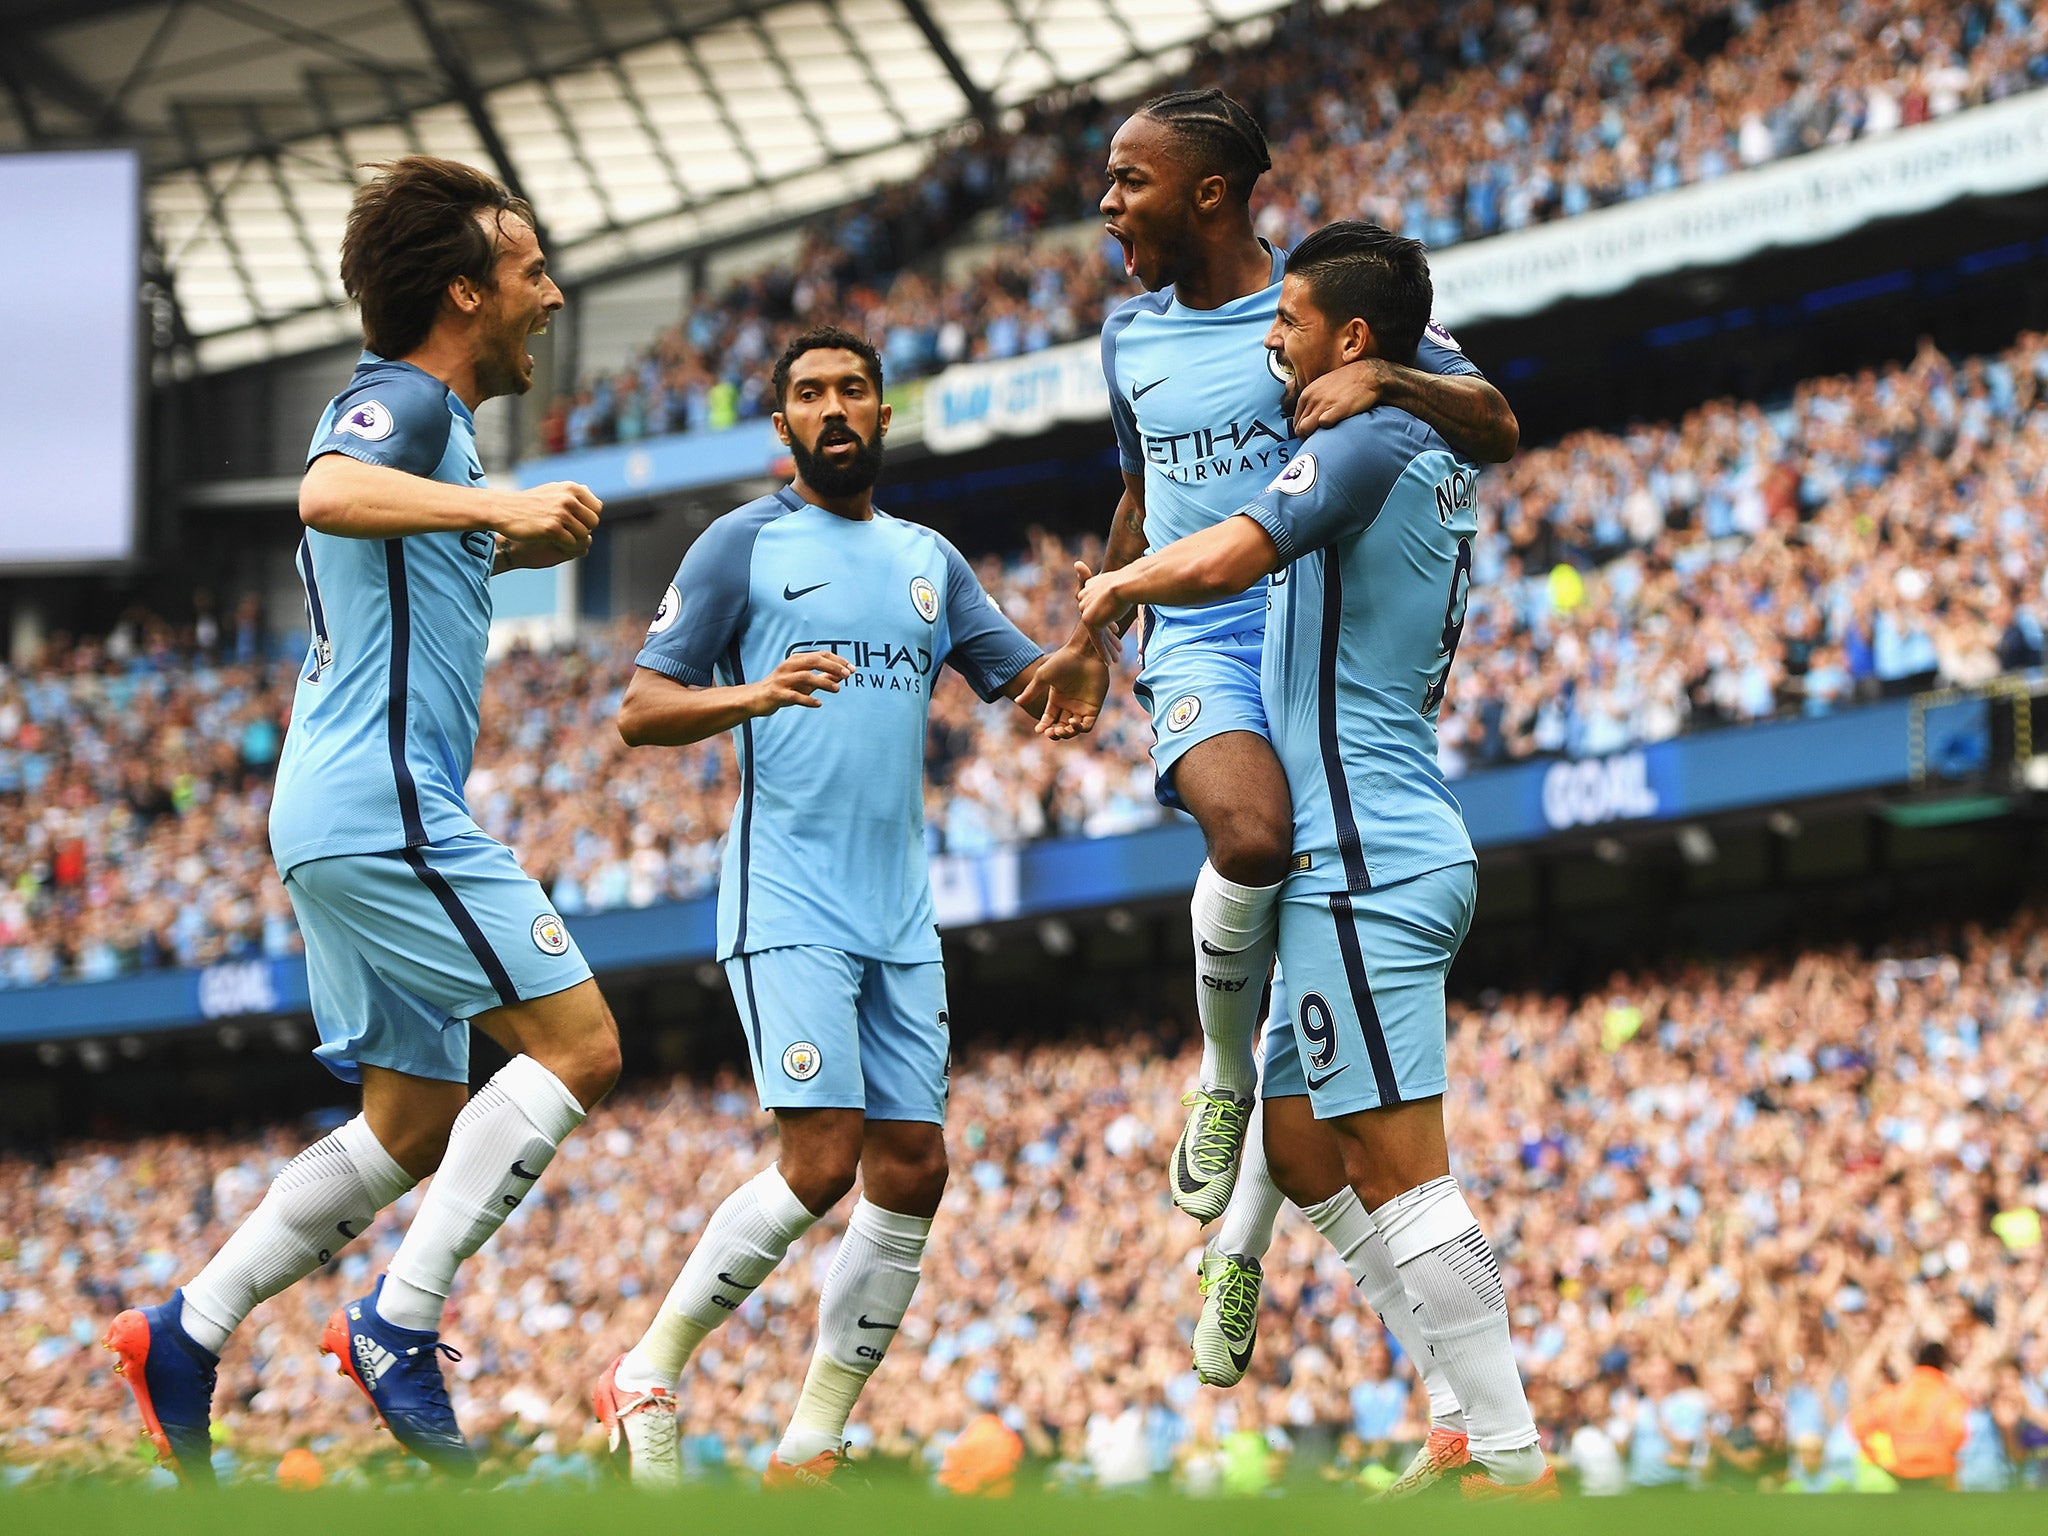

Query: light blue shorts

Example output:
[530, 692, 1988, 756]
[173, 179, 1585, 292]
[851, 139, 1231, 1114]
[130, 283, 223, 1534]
[285, 830, 592, 1086]
[726, 947, 951, 1123]
[1133, 619, 1268, 812]
[1271, 863, 1477, 1119]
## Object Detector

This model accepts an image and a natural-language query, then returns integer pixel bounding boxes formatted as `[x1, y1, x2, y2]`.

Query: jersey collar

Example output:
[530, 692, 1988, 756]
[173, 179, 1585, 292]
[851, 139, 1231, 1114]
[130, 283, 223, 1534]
[773, 484, 888, 521]
[356, 350, 476, 427]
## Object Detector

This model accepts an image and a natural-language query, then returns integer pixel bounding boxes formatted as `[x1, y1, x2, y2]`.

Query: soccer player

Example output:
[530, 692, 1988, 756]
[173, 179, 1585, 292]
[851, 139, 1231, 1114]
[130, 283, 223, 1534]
[1079, 221, 1554, 1501]
[1089, 87, 1515, 1483]
[589, 326, 1106, 1488]
[104, 157, 620, 1483]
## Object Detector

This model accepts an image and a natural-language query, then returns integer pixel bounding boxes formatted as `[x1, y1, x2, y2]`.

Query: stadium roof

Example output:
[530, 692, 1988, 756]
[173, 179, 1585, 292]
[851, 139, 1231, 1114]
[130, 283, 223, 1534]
[0, 0, 1299, 370]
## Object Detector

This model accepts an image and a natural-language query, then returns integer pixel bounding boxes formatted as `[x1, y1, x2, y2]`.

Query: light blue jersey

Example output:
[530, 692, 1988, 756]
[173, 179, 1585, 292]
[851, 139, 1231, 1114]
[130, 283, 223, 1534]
[270, 354, 494, 874]
[1241, 407, 1481, 894]
[1101, 241, 1480, 646]
[636, 488, 1041, 964]
[271, 354, 588, 1081]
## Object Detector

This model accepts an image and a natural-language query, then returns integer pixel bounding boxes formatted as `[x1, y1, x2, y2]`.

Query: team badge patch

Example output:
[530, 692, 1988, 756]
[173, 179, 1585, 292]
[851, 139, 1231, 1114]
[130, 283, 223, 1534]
[531, 913, 570, 956]
[1425, 317, 1465, 354]
[910, 576, 940, 623]
[648, 584, 680, 635]
[1165, 693, 1202, 733]
[336, 400, 394, 441]
[1267, 346, 1293, 383]
[782, 1041, 823, 1081]
[1271, 453, 1317, 496]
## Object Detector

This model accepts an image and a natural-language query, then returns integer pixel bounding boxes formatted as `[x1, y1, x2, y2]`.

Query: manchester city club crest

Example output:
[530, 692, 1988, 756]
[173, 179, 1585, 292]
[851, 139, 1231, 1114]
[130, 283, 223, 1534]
[336, 400, 394, 441]
[910, 575, 939, 623]
[782, 1041, 823, 1081]
[1166, 694, 1202, 733]
[531, 913, 570, 955]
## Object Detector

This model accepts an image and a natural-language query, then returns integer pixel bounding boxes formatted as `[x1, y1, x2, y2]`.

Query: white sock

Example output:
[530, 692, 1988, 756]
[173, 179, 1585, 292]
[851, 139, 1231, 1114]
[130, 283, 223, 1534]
[775, 1199, 931, 1464]
[1213, 1100, 1286, 1257]
[1191, 862, 1280, 1098]
[377, 1055, 586, 1333]
[1300, 1188, 1465, 1431]
[615, 1166, 818, 1392]
[1373, 1177, 1539, 1481]
[180, 1116, 414, 1354]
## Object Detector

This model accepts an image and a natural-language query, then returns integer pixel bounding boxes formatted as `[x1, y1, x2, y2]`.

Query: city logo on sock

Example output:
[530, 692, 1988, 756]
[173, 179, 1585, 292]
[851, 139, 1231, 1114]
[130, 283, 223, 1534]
[531, 913, 570, 955]
[910, 576, 940, 624]
[353, 1334, 400, 1387]
[782, 1041, 823, 1081]
[1165, 693, 1202, 732]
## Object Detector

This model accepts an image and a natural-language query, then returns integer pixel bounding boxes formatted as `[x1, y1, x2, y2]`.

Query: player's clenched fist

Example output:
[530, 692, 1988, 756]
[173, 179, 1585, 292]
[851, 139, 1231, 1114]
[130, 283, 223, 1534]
[491, 481, 601, 558]
[749, 651, 854, 715]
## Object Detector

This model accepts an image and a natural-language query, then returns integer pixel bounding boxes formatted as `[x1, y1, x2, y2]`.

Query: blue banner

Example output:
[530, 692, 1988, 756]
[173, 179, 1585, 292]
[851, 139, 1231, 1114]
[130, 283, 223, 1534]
[510, 421, 784, 503]
[0, 694, 1990, 1044]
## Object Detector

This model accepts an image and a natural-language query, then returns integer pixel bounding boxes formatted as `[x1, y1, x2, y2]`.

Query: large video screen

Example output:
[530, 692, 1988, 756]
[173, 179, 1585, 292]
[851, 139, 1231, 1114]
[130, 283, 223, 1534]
[0, 149, 141, 567]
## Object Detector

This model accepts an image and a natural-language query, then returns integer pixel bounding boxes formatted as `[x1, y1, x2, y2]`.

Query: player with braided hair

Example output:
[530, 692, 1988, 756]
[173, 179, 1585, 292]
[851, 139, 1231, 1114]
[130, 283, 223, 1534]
[1078, 87, 1520, 1498]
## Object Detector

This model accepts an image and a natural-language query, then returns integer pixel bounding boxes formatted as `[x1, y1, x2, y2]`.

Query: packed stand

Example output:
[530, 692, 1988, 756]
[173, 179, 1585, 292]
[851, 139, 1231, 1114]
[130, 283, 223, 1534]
[539, 0, 2048, 449]
[0, 536, 1156, 988]
[1441, 330, 2048, 770]
[11, 329, 2048, 984]
[7, 910, 2048, 1490]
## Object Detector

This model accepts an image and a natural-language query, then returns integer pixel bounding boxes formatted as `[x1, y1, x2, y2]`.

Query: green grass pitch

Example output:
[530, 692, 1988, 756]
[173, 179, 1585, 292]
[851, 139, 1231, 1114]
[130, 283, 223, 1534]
[4, 1486, 2041, 1534]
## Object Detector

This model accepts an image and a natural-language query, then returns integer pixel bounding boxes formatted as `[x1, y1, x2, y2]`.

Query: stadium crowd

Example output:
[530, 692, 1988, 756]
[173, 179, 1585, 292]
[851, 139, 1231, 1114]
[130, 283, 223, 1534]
[6, 909, 2048, 1490]
[7, 328, 2048, 986]
[7, 329, 2048, 985]
[537, 0, 2048, 449]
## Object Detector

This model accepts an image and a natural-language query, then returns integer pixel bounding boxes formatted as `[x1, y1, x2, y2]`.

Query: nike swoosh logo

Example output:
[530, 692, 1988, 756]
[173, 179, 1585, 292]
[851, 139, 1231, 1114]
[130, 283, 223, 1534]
[510, 1160, 542, 1180]
[467, 468, 486, 482]
[1227, 1334, 1255, 1373]
[856, 1315, 899, 1331]
[1198, 940, 1238, 958]
[716, 1271, 759, 1291]
[783, 581, 829, 600]
[1133, 377, 1168, 399]
[336, 1219, 360, 1239]
[1304, 1064, 1350, 1091]
[1174, 1138, 1205, 1196]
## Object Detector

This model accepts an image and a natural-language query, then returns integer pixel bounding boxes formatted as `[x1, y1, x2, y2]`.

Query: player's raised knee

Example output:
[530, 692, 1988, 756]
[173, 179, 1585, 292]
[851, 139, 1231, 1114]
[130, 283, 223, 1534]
[1206, 802, 1293, 888]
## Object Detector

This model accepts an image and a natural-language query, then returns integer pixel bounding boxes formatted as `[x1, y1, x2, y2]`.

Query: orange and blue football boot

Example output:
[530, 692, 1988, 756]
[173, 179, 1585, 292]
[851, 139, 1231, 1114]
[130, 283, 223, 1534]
[103, 1290, 219, 1487]
[320, 1276, 477, 1477]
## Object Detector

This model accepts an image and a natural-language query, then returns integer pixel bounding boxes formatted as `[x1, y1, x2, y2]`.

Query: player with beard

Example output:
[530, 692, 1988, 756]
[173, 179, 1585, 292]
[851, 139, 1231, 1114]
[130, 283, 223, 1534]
[1082, 89, 1518, 1496]
[591, 327, 1106, 1487]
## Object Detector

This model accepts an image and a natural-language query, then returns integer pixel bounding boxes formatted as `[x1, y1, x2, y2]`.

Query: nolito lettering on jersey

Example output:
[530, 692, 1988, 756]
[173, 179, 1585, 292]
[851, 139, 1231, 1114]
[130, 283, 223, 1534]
[1143, 416, 1292, 485]
[1433, 467, 1479, 525]
[784, 638, 933, 695]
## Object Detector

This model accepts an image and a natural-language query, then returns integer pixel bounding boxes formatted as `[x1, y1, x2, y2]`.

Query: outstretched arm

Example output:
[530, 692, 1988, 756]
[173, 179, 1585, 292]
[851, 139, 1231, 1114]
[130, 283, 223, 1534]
[1291, 361, 1519, 463]
[1076, 514, 1280, 631]
[1065, 470, 1151, 661]
[1008, 637, 1110, 740]
[617, 653, 853, 748]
